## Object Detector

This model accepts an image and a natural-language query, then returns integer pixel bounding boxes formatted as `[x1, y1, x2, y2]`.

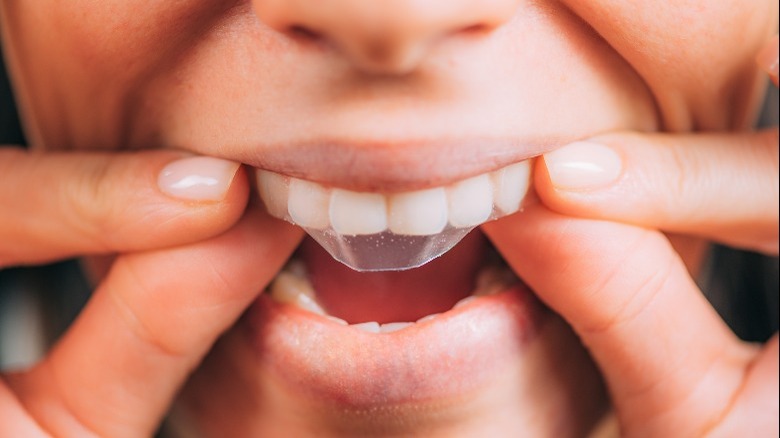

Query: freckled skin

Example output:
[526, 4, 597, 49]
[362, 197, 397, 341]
[1, 0, 775, 436]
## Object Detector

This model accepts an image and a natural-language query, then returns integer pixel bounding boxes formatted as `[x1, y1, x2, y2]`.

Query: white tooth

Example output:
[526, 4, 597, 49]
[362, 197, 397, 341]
[447, 174, 493, 228]
[325, 315, 348, 326]
[269, 271, 326, 315]
[351, 321, 381, 333]
[491, 161, 531, 214]
[288, 178, 331, 229]
[453, 296, 477, 309]
[296, 294, 326, 315]
[330, 189, 388, 235]
[269, 272, 314, 304]
[388, 188, 447, 235]
[416, 313, 440, 324]
[257, 170, 289, 220]
[380, 322, 413, 333]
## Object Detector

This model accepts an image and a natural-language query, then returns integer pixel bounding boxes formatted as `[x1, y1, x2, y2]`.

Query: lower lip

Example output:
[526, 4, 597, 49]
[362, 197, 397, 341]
[243, 283, 548, 408]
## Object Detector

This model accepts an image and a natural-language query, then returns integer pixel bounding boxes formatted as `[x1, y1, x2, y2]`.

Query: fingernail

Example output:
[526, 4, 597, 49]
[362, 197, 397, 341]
[543, 141, 623, 190]
[158, 156, 240, 201]
[756, 36, 779, 84]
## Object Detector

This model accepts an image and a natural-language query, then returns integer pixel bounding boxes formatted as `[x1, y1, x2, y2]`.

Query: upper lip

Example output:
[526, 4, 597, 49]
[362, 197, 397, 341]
[234, 135, 567, 192]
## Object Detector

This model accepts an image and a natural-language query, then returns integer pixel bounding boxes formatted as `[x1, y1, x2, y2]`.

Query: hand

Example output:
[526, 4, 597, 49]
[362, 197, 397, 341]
[483, 37, 778, 436]
[0, 149, 303, 436]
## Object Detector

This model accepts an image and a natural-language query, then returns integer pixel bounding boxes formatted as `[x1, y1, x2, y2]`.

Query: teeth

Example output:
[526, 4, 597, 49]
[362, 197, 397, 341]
[269, 271, 326, 315]
[256, 159, 533, 237]
[388, 188, 448, 235]
[379, 322, 414, 333]
[257, 161, 533, 271]
[267, 260, 519, 331]
[330, 189, 388, 235]
[257, 170, 289, 219]
[352, 321, 381, 333]
[447, 174, 493, 227]
[288, 179, 330, 229]
[491, 160, 531, 214]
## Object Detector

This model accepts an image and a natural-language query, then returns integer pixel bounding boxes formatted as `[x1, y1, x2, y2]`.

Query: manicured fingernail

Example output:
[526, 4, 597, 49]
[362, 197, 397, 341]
[756, 36, 779, 84]
[158, 156, 240, 201]
[543, 141, 623, 190]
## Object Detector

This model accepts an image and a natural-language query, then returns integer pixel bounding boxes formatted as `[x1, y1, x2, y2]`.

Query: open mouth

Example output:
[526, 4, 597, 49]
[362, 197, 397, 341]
[240, 158, 555, 411]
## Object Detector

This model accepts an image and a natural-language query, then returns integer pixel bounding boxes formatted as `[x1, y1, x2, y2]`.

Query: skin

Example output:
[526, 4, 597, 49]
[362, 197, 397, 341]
[0, 0, 777, 436]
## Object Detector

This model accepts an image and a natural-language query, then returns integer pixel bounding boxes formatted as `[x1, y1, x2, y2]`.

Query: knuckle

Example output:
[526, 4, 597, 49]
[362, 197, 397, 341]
[664, 143, 703, 223]
[580, 232, 676, 335]
[108, 259, 189, 359]
[63, 155, 124, 251]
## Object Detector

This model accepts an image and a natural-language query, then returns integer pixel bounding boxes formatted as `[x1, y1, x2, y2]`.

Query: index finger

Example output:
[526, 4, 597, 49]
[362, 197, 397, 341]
[0, 148, 248, 267]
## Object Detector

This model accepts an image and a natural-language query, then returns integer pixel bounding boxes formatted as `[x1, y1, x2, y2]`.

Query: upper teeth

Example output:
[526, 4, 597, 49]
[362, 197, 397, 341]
[256, 160, 532, 236]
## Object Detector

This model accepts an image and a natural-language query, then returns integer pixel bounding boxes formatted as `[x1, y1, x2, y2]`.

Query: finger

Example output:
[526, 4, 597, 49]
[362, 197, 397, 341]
[0, 148, 249, 266]
[536, 129, 779, 254]
[483, 206, 757, 436]
[0, 377, 47, 437]
[7, 207, 303, 437]
[708, 334, 779, 435]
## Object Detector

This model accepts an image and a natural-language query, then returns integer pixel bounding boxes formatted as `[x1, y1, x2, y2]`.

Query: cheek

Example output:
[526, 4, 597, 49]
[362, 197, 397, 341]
[53, 1, 228, 75]
[1, 0, 248, 149]
[563, 0, 779, 130]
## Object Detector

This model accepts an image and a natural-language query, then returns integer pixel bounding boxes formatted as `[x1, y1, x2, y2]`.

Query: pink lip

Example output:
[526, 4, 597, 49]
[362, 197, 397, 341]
[235, 136, 564, 192]
[244, 284, 547, 408]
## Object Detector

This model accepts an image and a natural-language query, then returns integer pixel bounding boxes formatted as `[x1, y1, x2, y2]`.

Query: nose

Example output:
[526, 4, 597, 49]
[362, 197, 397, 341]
[253, 0, 520, 74]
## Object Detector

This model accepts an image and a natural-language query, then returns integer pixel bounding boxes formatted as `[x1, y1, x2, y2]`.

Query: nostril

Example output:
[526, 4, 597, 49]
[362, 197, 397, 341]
[288, 25, 322, 42]
[460, 24, 489, 34]
[456, 23, 492, 37]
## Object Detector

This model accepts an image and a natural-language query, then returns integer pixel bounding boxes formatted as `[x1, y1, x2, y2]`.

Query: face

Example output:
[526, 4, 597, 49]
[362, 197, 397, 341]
[2, 0, 776, 436]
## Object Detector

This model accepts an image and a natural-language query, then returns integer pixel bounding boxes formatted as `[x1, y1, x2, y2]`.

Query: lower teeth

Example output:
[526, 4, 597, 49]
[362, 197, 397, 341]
[267, 258, 518, 334]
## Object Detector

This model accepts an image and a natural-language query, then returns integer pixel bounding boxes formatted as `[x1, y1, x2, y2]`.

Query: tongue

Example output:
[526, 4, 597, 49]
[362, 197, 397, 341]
[301, 230, 487, 324]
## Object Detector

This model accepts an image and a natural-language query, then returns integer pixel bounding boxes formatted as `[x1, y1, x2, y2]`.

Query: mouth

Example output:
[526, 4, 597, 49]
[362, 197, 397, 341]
[161, 134, 612, 437]
[244, 157, 550, 406]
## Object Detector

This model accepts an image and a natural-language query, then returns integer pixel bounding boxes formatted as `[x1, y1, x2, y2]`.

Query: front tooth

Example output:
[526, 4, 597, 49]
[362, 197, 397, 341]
[329, 189, 388, 235]
[288, 178, 331, 229]
[388, 188, 448, 235]
[491, 160, 531, 214]
[257, 170, 289, 220]
[447, 174, 493, 227]
[352, 321, 381, 333]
